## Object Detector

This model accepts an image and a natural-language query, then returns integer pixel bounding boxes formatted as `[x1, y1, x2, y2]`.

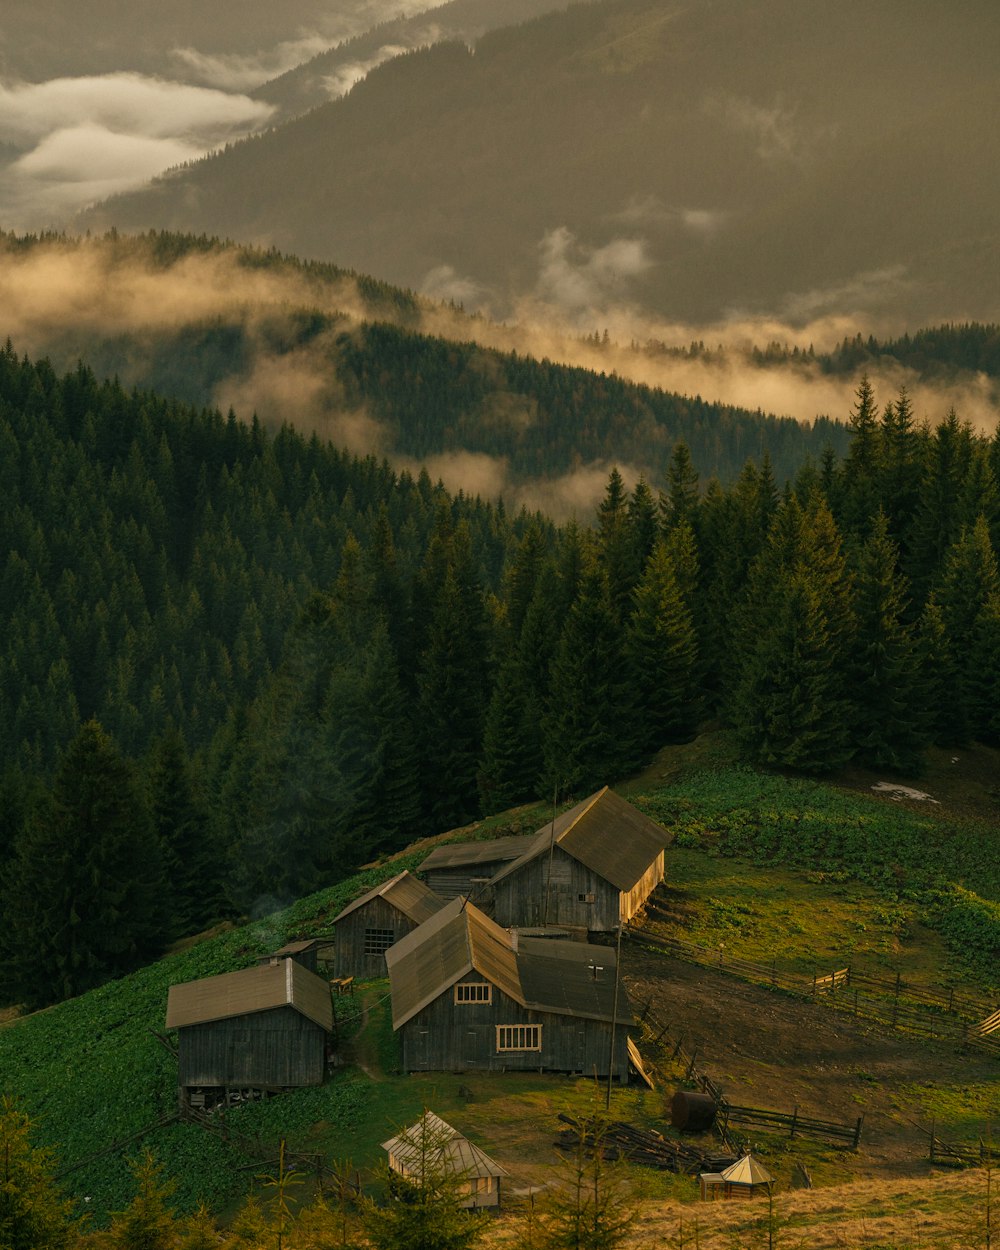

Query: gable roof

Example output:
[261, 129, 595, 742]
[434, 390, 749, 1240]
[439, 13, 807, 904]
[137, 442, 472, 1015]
[490, 787, 670, 892]
[385, 900, 633, 1029]
[333, 870, 447, 927]
[382, 1111, 508, 1180]
[166, 959, 333, 1032]
[419, 834, 537, 873]
[386, 898, 521, 1029]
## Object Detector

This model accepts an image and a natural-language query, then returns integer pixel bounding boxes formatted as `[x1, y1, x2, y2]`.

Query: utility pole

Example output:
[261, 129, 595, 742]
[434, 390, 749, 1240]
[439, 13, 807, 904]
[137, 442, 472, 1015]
[605, 921, 624, 1111]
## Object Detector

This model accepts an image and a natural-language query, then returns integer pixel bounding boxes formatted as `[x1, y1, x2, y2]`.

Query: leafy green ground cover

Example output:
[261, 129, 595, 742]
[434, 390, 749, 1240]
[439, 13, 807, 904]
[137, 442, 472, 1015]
[633, 766, 1000, 989]
[2, 759, 998, 1225]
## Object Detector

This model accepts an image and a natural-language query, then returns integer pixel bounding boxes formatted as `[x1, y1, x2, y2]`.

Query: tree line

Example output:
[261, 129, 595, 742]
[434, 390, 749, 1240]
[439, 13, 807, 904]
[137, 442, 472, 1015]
[1, 343, 998, 1008]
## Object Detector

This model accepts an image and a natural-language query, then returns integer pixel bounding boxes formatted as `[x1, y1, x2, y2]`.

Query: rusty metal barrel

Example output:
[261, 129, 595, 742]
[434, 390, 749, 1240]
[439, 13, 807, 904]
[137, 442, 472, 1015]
[670, 1089, 718, 1132]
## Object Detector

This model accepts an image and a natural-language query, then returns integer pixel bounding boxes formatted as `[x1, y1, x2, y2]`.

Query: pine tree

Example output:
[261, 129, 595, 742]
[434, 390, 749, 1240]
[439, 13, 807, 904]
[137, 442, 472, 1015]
[2, 720, 163, 1007]
[849, 513, 926, 770]
[0, 1097, 75, 1250]
[626, 539, 698, 754]
[544, 564, 636, 794]
[104, 1150, 177, 1250]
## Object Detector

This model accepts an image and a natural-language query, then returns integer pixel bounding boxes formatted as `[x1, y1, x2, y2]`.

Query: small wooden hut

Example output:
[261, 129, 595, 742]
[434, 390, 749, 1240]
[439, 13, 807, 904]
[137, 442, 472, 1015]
[386, 897, 634, 1077]
[700, 1154, 774, 1200]
[490, 787, 671, 932]
[166, 960, 333, 1109]
[256, 938, 332, 975]
[382, 1111, 507, 1210]
[419, 834, 537, 900]
[332, 870, 446, 980]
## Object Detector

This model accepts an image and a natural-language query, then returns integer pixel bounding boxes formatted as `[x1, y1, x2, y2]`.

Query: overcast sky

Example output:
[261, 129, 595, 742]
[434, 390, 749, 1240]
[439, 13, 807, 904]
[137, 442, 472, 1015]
[0, 0, 442, 231]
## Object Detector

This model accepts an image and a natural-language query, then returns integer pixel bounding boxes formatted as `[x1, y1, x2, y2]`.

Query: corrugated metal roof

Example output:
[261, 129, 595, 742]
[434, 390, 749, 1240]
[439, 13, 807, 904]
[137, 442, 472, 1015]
[382, 1112, 507, 1179]
[420, 834, 537, 872]
[490, 787, 670, 892]
[386, 900, 631, 1029]
[333, 870, 447, 926]
[166, 960, 333, 1032]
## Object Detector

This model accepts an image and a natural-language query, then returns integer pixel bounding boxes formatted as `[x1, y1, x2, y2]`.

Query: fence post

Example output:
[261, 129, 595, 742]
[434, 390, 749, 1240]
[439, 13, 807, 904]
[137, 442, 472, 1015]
[853, 1115, 864, 1149]
[790, 1105, 798, 1139]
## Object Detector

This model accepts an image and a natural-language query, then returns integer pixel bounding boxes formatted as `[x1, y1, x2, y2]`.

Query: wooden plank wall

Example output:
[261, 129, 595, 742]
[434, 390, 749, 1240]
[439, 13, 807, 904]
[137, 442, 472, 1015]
[178, 1007, 326, 1088]
[401, 974, 629, 1079]
[492, 848, 619, 931]
[334, 896, 417, 980]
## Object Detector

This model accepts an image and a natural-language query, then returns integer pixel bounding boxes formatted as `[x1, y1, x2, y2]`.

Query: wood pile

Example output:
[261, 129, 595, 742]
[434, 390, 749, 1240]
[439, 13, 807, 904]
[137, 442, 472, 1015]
[555, 1114, 733, 1176]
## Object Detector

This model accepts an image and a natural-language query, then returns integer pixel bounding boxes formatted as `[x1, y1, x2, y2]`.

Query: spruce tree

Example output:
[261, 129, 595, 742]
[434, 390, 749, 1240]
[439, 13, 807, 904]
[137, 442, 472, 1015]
[544, 564, 636, 794]
[0, 1097, 74, 1250]
[626, 539, 699, 754]
[2, 720, 163, 1006]
[849, 513, 926, 770]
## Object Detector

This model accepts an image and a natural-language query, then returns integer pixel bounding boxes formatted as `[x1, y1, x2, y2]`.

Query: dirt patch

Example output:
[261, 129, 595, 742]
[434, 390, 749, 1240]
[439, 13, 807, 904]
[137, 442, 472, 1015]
[623, 940, 997, 1180]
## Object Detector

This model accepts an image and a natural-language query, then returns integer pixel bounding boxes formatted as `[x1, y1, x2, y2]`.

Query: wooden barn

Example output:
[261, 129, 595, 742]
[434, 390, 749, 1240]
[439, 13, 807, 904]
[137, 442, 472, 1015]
[419, 834, 537, 900]
[332, 870, 446, 980]
[382, 1111, 507, 1210]
[489, 787, 670, 932]
[385, 897, 634, 1078]
[165, 960, 333, 1109]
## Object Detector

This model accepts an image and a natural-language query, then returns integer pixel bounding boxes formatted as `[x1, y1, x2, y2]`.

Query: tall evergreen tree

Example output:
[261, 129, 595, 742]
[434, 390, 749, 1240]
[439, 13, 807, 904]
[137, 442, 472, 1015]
[1, 720, 163, 1007]
[849, 513, 926, 770]
[626, 539, 699, 754]
[544, 564, 636, 794]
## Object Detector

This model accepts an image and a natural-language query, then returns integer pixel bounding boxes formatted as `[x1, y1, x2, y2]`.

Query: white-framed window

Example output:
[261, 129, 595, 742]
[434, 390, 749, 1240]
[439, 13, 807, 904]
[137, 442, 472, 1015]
[364, 928, 395, 955]
[496, 1024, 542, 1052]
[454, 982, 492, 1004]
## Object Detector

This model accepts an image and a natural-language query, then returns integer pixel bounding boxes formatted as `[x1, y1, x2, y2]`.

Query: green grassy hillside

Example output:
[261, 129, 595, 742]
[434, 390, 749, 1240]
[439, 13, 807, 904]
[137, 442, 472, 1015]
[2, 742, 998, 1225]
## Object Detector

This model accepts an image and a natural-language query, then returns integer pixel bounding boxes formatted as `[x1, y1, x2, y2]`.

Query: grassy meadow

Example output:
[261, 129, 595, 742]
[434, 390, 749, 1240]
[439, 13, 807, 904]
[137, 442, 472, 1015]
[1, 735, 998, 1241]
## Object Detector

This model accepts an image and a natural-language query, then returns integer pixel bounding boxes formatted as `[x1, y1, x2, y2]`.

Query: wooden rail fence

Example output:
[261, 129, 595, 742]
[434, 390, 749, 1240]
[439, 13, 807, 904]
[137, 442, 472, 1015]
[632, 928, 1000, 1057]
[643, 1009, 864, 1151]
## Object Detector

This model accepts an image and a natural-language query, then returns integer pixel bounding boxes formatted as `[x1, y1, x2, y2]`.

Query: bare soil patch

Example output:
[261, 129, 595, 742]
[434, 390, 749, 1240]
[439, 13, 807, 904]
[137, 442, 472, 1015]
[623, 940, 998, 1183]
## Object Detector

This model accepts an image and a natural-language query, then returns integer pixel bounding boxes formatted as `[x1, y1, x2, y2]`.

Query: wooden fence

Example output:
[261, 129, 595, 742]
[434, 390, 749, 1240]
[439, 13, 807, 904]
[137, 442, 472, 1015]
[643, 1008, 864, 1151]
[632, 929, 1000, 1057]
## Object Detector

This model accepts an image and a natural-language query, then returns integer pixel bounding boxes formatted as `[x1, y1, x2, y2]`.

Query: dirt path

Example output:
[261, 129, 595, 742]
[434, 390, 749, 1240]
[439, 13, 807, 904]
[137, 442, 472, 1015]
[341, 989, 383, 1081]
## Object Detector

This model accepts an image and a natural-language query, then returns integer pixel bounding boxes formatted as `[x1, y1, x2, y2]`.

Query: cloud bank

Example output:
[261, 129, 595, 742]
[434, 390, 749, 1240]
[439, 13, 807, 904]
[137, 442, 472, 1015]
[1, 235, 996, 524]
[0, 74, 274, 229]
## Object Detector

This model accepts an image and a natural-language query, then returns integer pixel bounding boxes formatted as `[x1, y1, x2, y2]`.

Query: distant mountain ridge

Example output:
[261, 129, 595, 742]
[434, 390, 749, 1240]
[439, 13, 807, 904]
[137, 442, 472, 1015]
[78, 0, 1000, 331]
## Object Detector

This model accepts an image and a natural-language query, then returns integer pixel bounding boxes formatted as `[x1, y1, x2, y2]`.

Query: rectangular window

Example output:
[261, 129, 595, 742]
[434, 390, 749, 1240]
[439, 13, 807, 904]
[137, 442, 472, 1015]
[578, 892, 596, 903]
[364, 928, 395, 955]
[496, 1024, 542, 1052]
[454, 982, 492, 1004]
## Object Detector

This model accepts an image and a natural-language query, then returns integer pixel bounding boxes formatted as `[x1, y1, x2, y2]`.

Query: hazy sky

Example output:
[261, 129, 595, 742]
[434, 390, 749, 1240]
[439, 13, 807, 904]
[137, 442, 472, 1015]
[0, 0, 443, 230]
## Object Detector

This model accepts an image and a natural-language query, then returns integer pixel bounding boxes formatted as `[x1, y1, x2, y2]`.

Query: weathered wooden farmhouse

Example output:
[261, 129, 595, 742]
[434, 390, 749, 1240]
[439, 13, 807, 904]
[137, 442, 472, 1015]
[419, 834, 537, 900]
[489, 786, 670, 932]
[165, 960, 333, 1108]
[382, 1111, 507, 1210]
[332, 870, 446, 980]
[385, 897, 634, 1078]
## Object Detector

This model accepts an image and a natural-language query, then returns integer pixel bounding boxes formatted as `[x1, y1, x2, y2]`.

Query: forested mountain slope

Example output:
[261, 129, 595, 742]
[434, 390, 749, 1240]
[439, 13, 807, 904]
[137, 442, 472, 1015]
[0, 231, 849, 490]
[79, 0, 1000, 329]
[2, 343, 999, 1012]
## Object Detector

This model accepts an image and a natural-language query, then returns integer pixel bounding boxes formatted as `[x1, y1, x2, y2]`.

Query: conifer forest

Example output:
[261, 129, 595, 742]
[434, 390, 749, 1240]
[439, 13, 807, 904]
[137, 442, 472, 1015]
[2, 342, 998, 1009]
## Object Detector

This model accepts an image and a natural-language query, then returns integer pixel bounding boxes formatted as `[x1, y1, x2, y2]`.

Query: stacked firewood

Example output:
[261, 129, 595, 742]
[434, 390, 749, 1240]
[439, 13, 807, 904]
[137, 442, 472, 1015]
[555, 1114, 734, 1176]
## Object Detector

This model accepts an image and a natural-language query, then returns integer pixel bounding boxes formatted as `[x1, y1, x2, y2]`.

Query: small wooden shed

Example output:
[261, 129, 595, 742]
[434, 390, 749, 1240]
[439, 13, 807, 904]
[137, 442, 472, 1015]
[332, 870, 446, 980]
[386, 897, 634, 1078]
[700, 1154, 774, 1200]
[166, 960, 333, 1108]
[419, 834, 537, 900]
[256, 938, 332, 975]
[382, 1111, 507, 1210]
[490, 787, 671, 932]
